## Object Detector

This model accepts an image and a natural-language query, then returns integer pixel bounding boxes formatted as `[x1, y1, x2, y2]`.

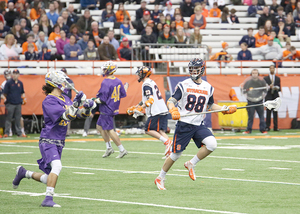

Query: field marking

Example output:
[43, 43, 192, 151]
[1, 161, 300, 187]
[238, 138, 255, 140]
[0, 152, 32, 155]
[73, 172, 95, 175]
[271, 137, 288, 139]
[269, 167, 291, 170]
[0, 190, 246, 214]
[222, 168, 245, 171]
[1, 144, 300, 164]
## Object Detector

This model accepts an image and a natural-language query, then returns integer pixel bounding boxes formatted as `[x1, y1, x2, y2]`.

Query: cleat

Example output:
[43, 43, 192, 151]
[243, 131, 251, 134]
[18, 134, 27, 138]
[154, 177, 166, 190]
[41, 196, 61, 207]
[12, 166, 27, 189]
[82, 131, 87, 137]
[3, 134, 8, 138]
[261, 131, 268, 134]
[116, 149, 128, 158]
[0, 134, 2, 138]
[102, 147, 114, 158]
[184, 161, 196, 181]
[164, 139, 172, 157]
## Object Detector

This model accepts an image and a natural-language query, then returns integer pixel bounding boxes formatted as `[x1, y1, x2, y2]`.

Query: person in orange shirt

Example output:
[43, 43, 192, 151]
[282, 42, 291, 60]
[115, 3, 131, 23]
[284, 46, 300, 60]
[174, 13, 183, 28]
[209, 2, 221, 18]
[22, 34, 38, 54]
[29, 0, 41, 21]
[254, 26, 268, 47]
[201, 2, 209, 17]
[48, 24, 61, 47]
[189, 5, 207, 29]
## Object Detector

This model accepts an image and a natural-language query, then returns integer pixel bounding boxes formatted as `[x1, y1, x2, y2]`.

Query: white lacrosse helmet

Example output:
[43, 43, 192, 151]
[45, 70, 68, 93]
[101, 61, 118, 77]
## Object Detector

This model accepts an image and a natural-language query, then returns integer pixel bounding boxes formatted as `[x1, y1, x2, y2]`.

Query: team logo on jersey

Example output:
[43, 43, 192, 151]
[176, 145, 181, 151]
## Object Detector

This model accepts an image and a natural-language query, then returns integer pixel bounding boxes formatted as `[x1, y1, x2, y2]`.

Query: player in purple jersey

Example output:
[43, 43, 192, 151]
[12, 70, 96, 207]
[95, 61, 129, 158]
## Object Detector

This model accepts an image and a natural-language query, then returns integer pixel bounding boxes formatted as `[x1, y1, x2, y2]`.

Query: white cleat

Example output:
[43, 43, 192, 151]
[154, 177, 166, 190]
[82, 131, 87, 137]
[116, 149, 128, 158]
[102, 147, 114, 158]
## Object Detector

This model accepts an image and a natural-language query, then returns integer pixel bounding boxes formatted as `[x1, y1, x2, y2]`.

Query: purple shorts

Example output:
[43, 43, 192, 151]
[37, 140, 63, 175]
[97, 114, 115, 130]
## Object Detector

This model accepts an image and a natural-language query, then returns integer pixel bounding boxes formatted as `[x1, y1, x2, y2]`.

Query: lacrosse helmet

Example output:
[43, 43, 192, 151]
[188, 58, 205, 81]
[45, 70, 68, 93]
[101, 61, 118, 77]
[3, 69, 11, 80]
[136, 66, 152, 82]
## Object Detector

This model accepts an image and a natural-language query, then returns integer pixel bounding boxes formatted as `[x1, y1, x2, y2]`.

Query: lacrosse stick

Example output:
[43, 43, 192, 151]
[181, 97, 281, 117]
[133, 109, 144, 118]
[242, 85, 270, 92]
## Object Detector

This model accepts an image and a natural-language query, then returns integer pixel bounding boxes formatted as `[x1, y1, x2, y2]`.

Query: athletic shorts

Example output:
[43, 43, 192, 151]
[97, 114, 115, 130]
[144, 114, 168, 132]
[37, 139, 63, 175]
[172, 121, 214, 153]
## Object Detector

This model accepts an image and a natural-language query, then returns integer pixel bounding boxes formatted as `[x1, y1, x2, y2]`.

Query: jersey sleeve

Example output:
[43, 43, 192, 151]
[119, 82, 127, 99]
[143, 85, 153, 98]
[208, 85, 214, 105]
[172, 83, 183, 101]
[43, 97, 66, 123]
[97, 82, 109, 103]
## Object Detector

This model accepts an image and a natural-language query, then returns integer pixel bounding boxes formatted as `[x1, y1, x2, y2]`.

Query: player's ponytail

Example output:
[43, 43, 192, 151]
[42, 83, 55, 95]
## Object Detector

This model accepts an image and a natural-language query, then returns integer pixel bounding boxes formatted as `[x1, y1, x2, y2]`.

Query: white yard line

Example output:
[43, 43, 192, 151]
[73, 172, 95, 175]
[239, 138, 255, 140]
[1, 161, 300, 186]
[222, 168, 245, 171]
[0, 189, 246, 214]
[269, 167, 291, 170]
[0, 152, 32, 155]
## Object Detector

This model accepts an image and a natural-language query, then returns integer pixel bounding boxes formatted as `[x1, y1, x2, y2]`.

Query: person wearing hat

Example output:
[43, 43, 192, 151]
[136, 10, 152, 34]
[209, 42, 233, 61]
[9, 20, 27, 45]
[136, 0, 150, 20]
[252, 35, 282, 60]
[117, 37, 133, 61]
[102, 2, 116, 23]
[2, 69, 27, 138]
[76, 9, 95, 33]
[77, 31, 90, 51]
[163, 1, 174, 17]
[157, 24, 175, 45]
[274, 19, 291, 42]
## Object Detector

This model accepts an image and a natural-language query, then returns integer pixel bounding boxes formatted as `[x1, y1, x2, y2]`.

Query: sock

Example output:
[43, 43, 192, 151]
[46, 186, 54, 196]
[159, 136, 168, 144]
[40, 174, 48, 184]
[106, 142, 112, 149]
[25, 170, 33, 178]
[190, 155, 201, 166]
[21, 128, 25, 135]
[118, 144, 125, 152]
[158, 169, 167, 179]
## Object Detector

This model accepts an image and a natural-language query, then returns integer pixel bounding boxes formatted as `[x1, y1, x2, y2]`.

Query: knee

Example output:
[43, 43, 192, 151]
[203, 136, 217, 152]
[50, 160, 62, 176]
[170, 152, 182, 161]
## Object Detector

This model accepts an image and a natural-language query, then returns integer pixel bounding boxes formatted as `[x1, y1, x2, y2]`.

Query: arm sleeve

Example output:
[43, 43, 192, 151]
[43, 98, 66, 123]
[120, 83, 127, 99]
[208, 94, 214, 105]
[172, 83, 183, 101]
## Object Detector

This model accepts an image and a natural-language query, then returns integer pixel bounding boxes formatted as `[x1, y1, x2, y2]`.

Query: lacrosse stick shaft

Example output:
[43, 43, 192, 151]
[64, 79, 79, 94]
[180, 108, 229, 117]
[244, 86, 269, 91]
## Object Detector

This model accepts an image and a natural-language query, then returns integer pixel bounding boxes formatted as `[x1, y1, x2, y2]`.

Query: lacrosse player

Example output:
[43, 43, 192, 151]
[127, 66, 172, 158]
[12, 70, 96, 207]
[154, 58, 237, 190]
[96, 61, 129, 158]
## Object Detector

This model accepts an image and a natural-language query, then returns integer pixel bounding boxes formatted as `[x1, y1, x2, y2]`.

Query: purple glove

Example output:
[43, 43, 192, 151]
[83, 99, 96, 109]
[73, 91, 86, 108]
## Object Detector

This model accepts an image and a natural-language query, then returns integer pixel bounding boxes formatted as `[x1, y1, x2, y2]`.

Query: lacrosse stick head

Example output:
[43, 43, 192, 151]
[45, 70, 69, 93]
[132, 109, 144, 119]
[3, 69, 11, 80]
[241, 76, 268, 102]
[101, 61, 118, 77]
[263, 97, 281, 111]
[136, 66, 152, 82]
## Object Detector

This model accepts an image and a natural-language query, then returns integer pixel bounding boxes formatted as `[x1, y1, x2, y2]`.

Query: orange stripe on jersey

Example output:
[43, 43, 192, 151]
[187, 88, 208, 95]
[147, 119, 151, 132]
[157, 118, 160, 132]
[173, 134, 177, 153]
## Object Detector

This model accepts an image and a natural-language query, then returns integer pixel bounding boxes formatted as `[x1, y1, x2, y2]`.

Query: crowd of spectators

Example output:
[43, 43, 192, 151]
[0, 0, 298, 62]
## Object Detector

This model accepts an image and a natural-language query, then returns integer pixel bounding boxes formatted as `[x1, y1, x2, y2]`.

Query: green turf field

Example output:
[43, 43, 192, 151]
[0, 130, 300, 214]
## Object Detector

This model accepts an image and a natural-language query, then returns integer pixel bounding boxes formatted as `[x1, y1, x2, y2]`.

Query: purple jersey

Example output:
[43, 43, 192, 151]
[97, 76, 127, 116]
[40, 94, 73, 141]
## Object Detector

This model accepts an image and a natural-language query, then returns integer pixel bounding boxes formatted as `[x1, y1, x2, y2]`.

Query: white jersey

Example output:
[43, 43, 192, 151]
[142, 78, 168, 117]
[174, 78, 214, 126]
[1, 80, 6, 90]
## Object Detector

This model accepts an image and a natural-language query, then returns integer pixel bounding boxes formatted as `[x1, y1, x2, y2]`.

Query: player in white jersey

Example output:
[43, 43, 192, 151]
[154, 58, 237, 190]
[127, 66, 172, 157]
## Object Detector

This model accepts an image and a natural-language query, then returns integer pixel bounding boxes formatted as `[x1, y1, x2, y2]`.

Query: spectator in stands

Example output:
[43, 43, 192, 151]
[244, 0, 252, 6]
[274, 6, 286, 26]
[77, 9, 94, 33]
[61, 11, 69, 26]
[201, 2, 209, 18]
[165, 14, 172, 25]
[141, 25, 157, 61]
[189, 5, 207, 29]
[22, 34, 38, 54]
[170, 21, 176, 36]
[116, 3, 131, 23]
[84, 40, 100, 60]
[248, 0, 263, 17]
[67, 4, 79, 27]
[39, 14, 52, 37]
[285, 13, 296, 35]
[142, 20, 156, 35]
[163, 1, 174, 18]
[264, 20, 273, 36]
[237, 42, 253, 60]
[174, 27, 188, 46]
[285, 0, 296, 15]
[230, 9, 240, 23]
[20, 10, 31, 31]
[64, 35, 82, 60]
[89, 21, 105, 47]
[80, 0, 98, 10]
[49, 24, 61, 47]
[254, 26, 268, 47]
[180, 0, 194, 18]
[9, 20, 27, 45]
[157, 24, 175, 45]
[98, 36, 119, 60]
[136, 0, 150, 20]
[294, 11, 300, 28]
[220, 7, 232, 24]
[257, 6, 275, 28]
[282, 41, 292, 60]
[159, 13, 166, 24]
[174, 13, 184, 28]
[25, 43, 38, 60]
[56, 30, 70, 56]
[36, 32, 51, 52]
[253, 36, 282, 60]
[211, 42, 233, 61]
[106, 29, 119, 50]
[0, 34, 22, 60]
[156, 22, 163, 37]
[68, 24, 82, 41]
[102, 2, 116, 23]
[258, 0, 266, 6]
[283, 45, 300, 60]
[5, 2, 20, 28]
[270, 0, 280, 15]
[20, 18, 30, 35]
[31, 24, 40, 42]
[117, 37, 132, 60]
[47, 3, 59, 26]
[151, 4, 161, 23]
[189, 26, 202, 46]
[77, 31, 90, 51]
[270, 30, 282, 47]
[136, 10, 152, 34]
[0, 21, 10, 40]
[209, 3, 221, 18]
[183, 21, 191, 37]
[29, 0, 41, 21]
[54, 0, 63, 14]
[275, 19, 291, 42]
[120, 17, 134, 40]
[38, 44, 51, 60]
[293, 1, 300, 18]
[57, 16, 70, 34]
